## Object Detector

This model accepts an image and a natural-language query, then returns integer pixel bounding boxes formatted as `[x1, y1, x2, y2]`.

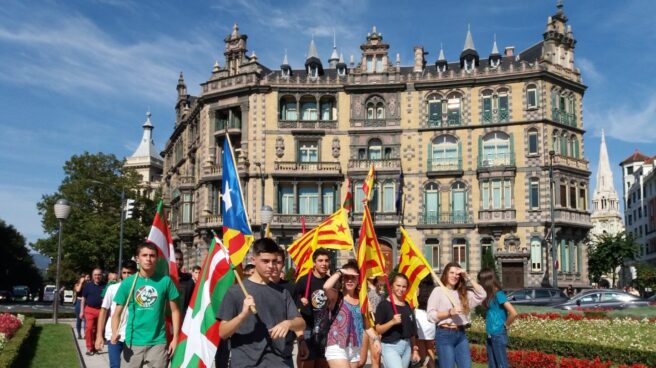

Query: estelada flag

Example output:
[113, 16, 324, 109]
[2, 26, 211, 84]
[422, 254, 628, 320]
[147, 200, 179, 285]
[398, 226, 431, 308]
[221, 136, 254, 266]
[170, 234, 235, 368]
[362, 165, 375, 202]
[356, 205, 386, 316]
[288, 208, 353, 280]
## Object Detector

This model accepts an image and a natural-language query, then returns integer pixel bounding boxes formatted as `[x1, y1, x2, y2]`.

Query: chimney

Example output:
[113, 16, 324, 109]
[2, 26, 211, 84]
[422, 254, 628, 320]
[504, 46, 515, 57]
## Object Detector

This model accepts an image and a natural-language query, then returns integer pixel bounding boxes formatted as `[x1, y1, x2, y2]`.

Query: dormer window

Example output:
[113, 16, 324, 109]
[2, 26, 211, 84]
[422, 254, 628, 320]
[464, 59, 475, 72]
[308, 66, 318, 79]
[282, 68, 290, 78]
[337, 66, 346, 76]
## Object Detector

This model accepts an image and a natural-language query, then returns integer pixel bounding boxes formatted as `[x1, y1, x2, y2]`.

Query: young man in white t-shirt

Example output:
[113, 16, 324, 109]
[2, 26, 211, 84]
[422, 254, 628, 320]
[95, 260, 137, 368]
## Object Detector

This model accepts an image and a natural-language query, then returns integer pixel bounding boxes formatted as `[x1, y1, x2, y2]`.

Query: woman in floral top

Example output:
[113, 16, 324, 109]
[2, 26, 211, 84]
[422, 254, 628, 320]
[324, 260, 379, 368]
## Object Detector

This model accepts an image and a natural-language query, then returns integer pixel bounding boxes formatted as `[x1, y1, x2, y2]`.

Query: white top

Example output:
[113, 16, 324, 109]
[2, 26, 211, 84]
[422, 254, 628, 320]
[101, 282, 126, 341]
[414, 308, 435, 340]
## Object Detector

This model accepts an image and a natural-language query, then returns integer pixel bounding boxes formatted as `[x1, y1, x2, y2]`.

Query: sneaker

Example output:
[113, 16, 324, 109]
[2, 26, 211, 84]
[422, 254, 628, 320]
[85, 351, 95, 356]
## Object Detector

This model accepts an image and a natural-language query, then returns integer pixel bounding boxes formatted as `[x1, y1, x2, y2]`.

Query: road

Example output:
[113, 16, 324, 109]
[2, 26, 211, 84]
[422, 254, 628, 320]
[0, 301, 75, 314]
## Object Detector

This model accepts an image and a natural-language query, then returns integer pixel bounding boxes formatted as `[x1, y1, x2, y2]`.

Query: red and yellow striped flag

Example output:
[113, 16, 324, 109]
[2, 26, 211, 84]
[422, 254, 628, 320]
[357, 206, 386, 316]
[288, 208, 353, 280]
[362, 164, 375, 202]
[398, 226, 432, 308]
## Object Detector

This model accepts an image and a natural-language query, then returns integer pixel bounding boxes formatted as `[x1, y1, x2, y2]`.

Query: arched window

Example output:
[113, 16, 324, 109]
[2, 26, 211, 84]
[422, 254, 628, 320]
[319, 96, 335, 121]
[447, 92, 462, 126]
[376, 102, 385, 119]
[529, 177, 540, 209]
[570, 135, 579, 159]
[367, 103, 375, 120]
[279, 95, 297, 120]
[498, 88, 509, 122]
[425, 238, 440, 269]
[430, 135, 459, 171]
[424, 183, 440, 223]
[530, 237, 542, 271]
[560, 132, 568, 156]
[528, 128, 539, 155]
[451, 181, 467, 223]
[368, 138, 382, 160]
[452, 238, 467, 270]
[482, 90, 493, 124]
[482, 132, 510, 166]
[300, 96, 317, 121]
[526, 84, 538, 109]
[427, 94, 443, 125]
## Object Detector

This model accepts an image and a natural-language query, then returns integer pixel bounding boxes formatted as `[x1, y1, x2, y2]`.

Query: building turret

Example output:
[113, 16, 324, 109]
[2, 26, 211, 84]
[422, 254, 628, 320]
[460, 25, 479, 71]
[281, 49, 292, 78]
[305, 38, 324, 78]
[224, 23, 248, 76]
[541, 0, 577, 69]
[328, 31, 339, 68]
[359, 26, 390, 73]
[436, 43, 448, 72]
[124, 111, 163, 189]
[488, 35, 501, 68]
[176, 72, 187, 98]
[336, 52, 347, 76]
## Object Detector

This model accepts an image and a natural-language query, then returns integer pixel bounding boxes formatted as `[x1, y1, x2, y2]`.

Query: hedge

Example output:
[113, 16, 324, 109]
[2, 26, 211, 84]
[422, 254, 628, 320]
[467, 330, 656, 366]
[0, 317, 35, 368]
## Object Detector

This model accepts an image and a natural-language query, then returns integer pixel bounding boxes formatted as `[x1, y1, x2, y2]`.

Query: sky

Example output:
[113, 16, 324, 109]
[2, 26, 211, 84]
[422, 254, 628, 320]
[1, 0, 655, 246]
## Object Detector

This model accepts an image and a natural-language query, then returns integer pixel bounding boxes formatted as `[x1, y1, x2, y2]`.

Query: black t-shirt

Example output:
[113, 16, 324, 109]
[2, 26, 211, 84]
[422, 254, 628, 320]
[375, 299, 417, 344]
[293, 273, 328, 330]
[277, 279, 295, 297]
[178, 272, 195, 315]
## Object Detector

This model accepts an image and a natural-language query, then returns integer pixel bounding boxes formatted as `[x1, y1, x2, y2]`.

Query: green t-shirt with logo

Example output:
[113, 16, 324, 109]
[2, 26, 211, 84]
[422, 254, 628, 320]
[114, 273, 179, 346]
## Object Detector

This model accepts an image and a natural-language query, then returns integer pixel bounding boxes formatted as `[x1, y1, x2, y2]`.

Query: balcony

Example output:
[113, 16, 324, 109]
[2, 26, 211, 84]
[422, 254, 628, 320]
[417, 212, 472, 228]
[427, 113, 462, 128]
[271, 213, 329, 227]
[350, 118, 400, 128]
[427, 157, 463, 177]
[478, 153, 516, 170]
[177, 175, 196, 190]
[348, 158, 402, 173]
[482, 110, 509, 124]
[198, 214, 222, 229]
[552, 109, 577, 127]
[278, 119, 338, 130]
[553, 209, 592, 228]
[352, 212, 400, 225]
[213, 117, 242, 136]
[552, 154, 589, 172]
[200, 163, 221, 182]
[174, 223, 195, 238]
[478, 209, 517, 226]
[273, 161, 341, 177]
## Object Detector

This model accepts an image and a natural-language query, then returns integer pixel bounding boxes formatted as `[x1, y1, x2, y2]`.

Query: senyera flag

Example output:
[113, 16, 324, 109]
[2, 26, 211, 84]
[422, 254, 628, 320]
[171, 234, 235, 368]
[362, 164, 375, 202]
[356, 205, 386, 317]
[222, 136, 254, 266]
[398, 226, 431, 308]
[147, 200, 179, 285]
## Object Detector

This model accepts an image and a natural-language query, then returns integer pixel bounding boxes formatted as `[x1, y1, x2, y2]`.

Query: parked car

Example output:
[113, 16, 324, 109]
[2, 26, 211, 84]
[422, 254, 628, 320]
[647, 294, 656, 306]
[11, 286, 30, 302]
[553, 290, 649, 310]
[0, 290, 12, 303]
[63, 290, 74, 304]
[507, 288, 569, 306]
[43, 284, 56, 302]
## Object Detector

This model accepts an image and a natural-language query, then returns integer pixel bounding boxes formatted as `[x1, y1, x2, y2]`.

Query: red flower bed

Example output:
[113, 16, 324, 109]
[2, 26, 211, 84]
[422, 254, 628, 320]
[0, 313, 22, 339]
[469, 345, 648, 368]
[517, 311, 656, 323]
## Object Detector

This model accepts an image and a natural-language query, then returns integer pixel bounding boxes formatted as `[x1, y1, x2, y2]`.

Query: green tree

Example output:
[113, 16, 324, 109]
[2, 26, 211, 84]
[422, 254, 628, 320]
[587, 231, 639, 287]
[0, 219, 43, 292]
[634, 263, 656, 294]
[33, 152, 159, 285]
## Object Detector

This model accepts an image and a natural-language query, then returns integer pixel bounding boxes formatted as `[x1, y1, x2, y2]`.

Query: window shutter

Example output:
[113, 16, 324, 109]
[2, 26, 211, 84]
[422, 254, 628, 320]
[427, 142, 432, 170]
[425, 242, 433, 268]
[509, 133, 515, 165]
[478, 136, 483, 165]
[465, 239, 470, 272]
[458, 141, 463, 170]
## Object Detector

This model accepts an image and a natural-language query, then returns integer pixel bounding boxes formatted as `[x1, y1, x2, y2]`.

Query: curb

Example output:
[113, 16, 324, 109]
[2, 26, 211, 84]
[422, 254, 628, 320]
[69, 325, 87, 368]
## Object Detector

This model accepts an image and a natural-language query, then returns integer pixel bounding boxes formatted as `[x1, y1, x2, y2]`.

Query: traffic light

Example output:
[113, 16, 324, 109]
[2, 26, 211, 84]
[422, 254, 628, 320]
[125, 199, 136, 219]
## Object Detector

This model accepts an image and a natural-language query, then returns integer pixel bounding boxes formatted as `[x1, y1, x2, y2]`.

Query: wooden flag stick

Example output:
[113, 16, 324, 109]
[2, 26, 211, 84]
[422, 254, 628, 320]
[213, 232, 257, 314]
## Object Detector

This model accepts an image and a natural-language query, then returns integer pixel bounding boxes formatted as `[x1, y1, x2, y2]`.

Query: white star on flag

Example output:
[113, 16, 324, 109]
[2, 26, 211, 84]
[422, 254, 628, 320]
[222, 182, 232, 211]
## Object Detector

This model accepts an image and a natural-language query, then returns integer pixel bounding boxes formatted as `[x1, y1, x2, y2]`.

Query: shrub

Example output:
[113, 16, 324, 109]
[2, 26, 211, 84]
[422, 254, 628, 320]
[0, 317, 34, 368]
[0, 314, 23, 340]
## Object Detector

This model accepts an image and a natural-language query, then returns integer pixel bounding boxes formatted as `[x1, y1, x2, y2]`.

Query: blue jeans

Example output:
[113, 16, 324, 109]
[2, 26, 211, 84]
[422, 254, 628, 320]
[436, 328, 471, 368]
[73, 300, 83, 336]
[381, 339, 411, 368]
[486, 331, 509, 368]
[107, 340, 123, 368]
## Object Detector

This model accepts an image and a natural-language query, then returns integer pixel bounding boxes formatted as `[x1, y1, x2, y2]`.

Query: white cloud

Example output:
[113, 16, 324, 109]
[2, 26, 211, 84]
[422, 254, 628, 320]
[586, 94, 656, 143]
[0, 184, 49, 244]
[578, 57, 605, 85]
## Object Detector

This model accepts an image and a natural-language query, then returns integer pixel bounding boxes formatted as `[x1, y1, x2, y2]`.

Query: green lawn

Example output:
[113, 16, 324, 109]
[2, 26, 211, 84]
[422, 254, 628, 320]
[12, 324, 78, 368]
[514, 304, 656, 319]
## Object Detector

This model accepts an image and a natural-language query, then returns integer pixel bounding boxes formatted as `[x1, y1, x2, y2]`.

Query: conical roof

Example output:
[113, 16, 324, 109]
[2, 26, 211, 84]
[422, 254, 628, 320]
[129, 112, 163, 162]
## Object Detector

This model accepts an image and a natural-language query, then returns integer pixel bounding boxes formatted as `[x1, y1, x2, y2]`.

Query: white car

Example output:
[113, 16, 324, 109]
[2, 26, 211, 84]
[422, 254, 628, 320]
[43, 285, 56, 302]
[63, 290, 74, 304]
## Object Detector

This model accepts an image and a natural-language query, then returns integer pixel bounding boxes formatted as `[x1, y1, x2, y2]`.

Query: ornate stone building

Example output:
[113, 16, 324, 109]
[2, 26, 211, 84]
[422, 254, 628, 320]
[161, 3, 591, 288]
[124, 111, 163, 194]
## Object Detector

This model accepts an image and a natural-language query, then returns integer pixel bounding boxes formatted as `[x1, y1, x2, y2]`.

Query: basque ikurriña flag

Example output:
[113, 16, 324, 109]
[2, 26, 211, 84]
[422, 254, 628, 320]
[221, 137, 254, 266]
[170, 234, 235, 368]
[147, 200, 179, 285]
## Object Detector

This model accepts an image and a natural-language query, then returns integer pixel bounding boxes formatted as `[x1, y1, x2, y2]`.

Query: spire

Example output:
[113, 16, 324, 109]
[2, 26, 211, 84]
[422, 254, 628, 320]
[329, 29, 339, 68]
[213, 60, 220, 73]
[176, 71, 187, 97]
[463, 24, 476, 51]
[591, 129, 622, 233]
[438, 43, 446, 61]
[488, 34, 501, 68]
[281, 49, 292, 77]
[436, 43, 448, 72]
[129, 111, 163, 162]
[595, 129, 615, 195]
[305, 37, 324, 77]
[491, 34, 499, 55]
[307, 37, 319, 60]
[231, 23, 239, 38]
[282, 49, 289, 66]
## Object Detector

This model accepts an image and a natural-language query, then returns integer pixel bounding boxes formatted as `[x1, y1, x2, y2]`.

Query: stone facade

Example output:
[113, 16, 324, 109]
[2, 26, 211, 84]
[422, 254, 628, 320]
[161, 5, 591, 288]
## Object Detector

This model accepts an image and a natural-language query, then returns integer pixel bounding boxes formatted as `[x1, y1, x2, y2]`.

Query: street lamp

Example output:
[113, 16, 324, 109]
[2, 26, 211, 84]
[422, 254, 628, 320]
[53, 198, 71, 324]
[549, 150, 558, 288]
[89, 180, 126, 274]
[260, 205, 274, 238]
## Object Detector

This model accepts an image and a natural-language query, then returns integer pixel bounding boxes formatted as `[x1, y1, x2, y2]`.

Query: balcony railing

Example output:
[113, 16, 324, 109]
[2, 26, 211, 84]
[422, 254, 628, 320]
[214, 118, 242, 132]
[482, 110, 509, 124]
[200, 214, 222, 228]
[278, 119, 338, 129]
[554, 209, 591, 226]
[174, 223, 195, 236]
[178, 175, 195, 189]
[274, 161, 341, 174]
[272, 213, 329, 226]
[427, 157, 462, 172]
[478, 153, 515, 168]
[552, 109, 577, 127]
[552, 154, 589, 171]
[478, 209, 517, 223]
[352, 212, 400, 224]
[348, 158, 401, 171]
[419, 212, 470, 225]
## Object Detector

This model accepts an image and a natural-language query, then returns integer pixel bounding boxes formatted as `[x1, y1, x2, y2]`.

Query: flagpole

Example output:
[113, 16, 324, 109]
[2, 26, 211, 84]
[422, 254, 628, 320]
[212, 231, 257, 315]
